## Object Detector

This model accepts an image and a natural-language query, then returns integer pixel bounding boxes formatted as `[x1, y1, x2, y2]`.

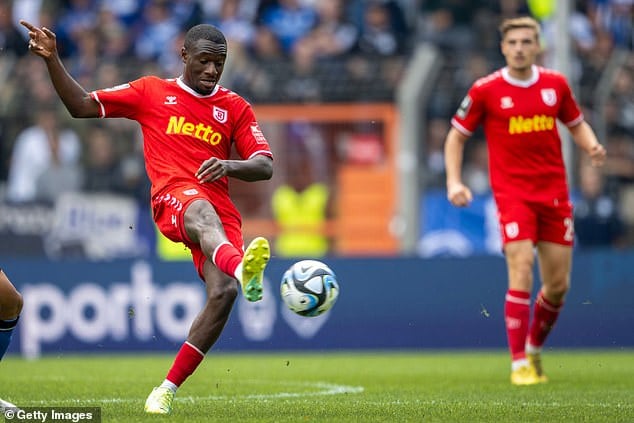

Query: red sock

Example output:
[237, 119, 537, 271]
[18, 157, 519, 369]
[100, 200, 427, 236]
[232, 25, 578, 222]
[166, 342, 205, 387]
[527, 291, 562, 348]
[504, 290, 531, 361]
[212, 242, 243, 278]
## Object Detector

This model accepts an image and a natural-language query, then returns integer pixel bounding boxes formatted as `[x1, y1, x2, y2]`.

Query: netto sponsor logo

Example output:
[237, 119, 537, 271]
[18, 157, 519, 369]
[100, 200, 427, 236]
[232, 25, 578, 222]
[166, 116, 223, 145]
[508, 115, 555, 134]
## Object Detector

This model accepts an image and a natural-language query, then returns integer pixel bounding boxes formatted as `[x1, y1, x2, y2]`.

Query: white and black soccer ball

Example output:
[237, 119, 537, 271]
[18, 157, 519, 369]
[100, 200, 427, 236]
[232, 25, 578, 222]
[280, 260, 339, 317]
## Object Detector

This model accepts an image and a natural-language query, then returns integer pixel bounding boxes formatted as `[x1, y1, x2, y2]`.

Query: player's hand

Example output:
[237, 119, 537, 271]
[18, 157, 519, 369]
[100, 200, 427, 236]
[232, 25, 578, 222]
[588, 143, 606, 167]
[20, 20, 58, 59]
[196, 157, 228, 183]
[447, 182, 473, 207]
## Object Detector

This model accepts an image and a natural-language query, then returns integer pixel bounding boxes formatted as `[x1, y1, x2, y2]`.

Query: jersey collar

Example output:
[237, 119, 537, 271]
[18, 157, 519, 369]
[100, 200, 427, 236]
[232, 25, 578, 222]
[501, 65, 539, 88]
[176, 76, 219, 97]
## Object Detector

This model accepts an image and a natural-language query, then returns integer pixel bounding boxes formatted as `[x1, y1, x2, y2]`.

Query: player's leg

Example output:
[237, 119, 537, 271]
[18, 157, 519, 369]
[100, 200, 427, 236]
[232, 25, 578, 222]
[526, 241, 572, 382]
[0, 269, 23, 411]
[0, 269, 22, 360]
[145, 262, 238, 414]
[498, 200, 542, 385]
[503, 240, 541, 385]
[184, 199, 269, 302]
[526, 201, 574, 381]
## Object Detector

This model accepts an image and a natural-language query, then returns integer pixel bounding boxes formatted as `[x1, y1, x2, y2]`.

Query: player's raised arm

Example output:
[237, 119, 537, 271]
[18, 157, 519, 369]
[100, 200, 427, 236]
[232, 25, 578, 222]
[20, 20, 100, 119]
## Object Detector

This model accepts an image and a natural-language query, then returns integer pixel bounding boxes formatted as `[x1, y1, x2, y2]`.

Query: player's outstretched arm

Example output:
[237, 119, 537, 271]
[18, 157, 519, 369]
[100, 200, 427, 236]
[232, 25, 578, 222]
[20, 20, 100, 119]
[444, 127, 473, 207]
[569, 121, 606, 167]
[196, 154, 273, 184]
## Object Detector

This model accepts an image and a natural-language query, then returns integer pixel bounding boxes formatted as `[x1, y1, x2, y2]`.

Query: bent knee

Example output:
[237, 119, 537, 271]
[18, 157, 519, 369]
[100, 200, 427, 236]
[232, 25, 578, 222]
[543, 277, 570, 301]
[210, 279, 239, 303]
[0, 291, 23, 319]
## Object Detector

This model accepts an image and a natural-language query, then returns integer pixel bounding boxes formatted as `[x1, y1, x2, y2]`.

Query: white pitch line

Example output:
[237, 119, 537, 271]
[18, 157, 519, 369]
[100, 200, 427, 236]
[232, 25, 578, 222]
[26, 380, 364, 405]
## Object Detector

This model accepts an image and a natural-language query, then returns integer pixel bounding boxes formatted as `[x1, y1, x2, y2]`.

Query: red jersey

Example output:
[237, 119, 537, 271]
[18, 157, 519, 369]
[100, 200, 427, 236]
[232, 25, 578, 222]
[91, 76, 273, 206]
[451, 65, 583, 203]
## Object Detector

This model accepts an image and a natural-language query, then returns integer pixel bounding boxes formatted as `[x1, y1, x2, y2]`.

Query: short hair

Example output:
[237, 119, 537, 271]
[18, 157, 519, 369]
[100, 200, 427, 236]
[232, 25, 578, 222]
[498, 16, 541, 41]
[184, 24, 226, 50]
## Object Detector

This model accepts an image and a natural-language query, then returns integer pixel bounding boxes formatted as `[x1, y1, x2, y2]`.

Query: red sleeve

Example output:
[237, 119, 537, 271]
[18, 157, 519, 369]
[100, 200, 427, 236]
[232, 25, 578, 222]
[557, 76, 583, 127]
[90, 77, 147, 120]
[232, 101, 273, 160]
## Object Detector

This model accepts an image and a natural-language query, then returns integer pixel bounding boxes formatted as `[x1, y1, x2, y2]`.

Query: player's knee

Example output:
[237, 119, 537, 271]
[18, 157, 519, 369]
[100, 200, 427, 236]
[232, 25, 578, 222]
[0, 290, 23, 319]
[209, 278, 239, 305]
[544, 276, 569, 301]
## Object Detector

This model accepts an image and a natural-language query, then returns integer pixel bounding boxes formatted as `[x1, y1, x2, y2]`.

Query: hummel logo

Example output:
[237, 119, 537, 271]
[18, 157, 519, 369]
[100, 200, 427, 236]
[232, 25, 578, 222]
[164, 96, 177, 105]
[500, 96, 514, 109]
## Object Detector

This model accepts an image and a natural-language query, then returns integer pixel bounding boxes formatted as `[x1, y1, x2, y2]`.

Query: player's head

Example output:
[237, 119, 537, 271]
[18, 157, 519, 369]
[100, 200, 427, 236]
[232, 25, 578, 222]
[181, 24, 227, 95]
[499, 17, 541, 73]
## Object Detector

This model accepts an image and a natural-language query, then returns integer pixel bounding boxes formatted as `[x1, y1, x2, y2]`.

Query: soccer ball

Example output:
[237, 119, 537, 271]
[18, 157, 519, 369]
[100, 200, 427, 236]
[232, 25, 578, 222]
[280, 260, 339, 317]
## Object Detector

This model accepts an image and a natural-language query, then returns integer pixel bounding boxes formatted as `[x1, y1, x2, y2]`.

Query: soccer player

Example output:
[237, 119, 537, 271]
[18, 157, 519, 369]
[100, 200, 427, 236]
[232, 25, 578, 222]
[21, 21, 274, 413]
[0, 269, 23, 411]
[444, 17, 606, 385]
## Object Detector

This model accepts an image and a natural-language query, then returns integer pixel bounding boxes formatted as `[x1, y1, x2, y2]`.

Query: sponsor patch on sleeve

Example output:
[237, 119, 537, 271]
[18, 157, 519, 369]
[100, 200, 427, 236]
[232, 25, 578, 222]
[250, 123, 267, 144]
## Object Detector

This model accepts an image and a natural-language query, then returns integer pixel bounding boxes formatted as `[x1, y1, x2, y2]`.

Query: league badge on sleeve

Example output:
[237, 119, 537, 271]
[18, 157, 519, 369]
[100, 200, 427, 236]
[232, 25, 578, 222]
[250, 123, 267, 144]
[457, 95, 472, 119]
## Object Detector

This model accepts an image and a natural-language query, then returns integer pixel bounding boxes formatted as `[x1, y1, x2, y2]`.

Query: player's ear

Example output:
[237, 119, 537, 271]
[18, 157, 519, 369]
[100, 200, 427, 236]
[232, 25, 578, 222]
[181, 46, 187, 63]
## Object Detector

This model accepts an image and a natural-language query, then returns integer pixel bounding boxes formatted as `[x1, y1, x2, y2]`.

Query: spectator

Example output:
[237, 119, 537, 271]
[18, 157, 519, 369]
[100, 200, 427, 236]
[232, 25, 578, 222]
[6, 103, 82, 203]
[100, 0, 146, 28]
[210, 0, 256, 47]
[418, 0, 482, 54]
[424, 117, 449, 189]
[53, 0, 99, 58]
[296, 0, 358, 59]
[259, 0, 317, 55]
[463, 139, 490, 196]
[355, 1, 405, 56]
[281, 39, 322, 102]
[97, 6, 134, 61]
[134, 0, 181, 62]
[170, 0, 204, 30]
[249, 24, 284, 62]
[0, 1, 29, 58]
[575, 162, 625, 249]
[81, 125, 125, 193]
[590, 0, 633, 49]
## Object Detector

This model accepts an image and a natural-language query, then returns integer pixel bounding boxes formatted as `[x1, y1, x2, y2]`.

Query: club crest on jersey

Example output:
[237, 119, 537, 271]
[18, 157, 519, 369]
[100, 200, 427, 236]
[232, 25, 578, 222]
[505, 222, 519, 239]
[541, 89, 557, 106]
[164, 96, 177, 105]
[213, 106, 227, 123]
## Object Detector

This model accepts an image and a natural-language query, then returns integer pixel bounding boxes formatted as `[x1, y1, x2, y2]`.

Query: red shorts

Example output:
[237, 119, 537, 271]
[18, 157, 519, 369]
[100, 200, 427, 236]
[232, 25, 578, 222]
[496, 197, 574, 246]
[151, 183, 243, 280]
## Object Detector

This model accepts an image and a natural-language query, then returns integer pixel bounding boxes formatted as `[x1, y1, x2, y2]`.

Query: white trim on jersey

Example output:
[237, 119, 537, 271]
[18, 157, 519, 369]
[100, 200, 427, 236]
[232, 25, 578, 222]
[450, 118, 473, 137]
[501, 65, 539, 88]
[176, 76, 219, 98]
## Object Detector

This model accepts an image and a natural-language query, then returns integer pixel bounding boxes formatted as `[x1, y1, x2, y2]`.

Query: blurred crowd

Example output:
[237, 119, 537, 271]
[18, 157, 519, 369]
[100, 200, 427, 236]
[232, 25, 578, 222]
[0, 0, 632, 249]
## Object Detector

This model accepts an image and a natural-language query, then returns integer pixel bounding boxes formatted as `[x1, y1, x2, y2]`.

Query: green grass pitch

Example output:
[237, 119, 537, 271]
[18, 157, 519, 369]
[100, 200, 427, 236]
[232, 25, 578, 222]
[2, 350, 633, 422]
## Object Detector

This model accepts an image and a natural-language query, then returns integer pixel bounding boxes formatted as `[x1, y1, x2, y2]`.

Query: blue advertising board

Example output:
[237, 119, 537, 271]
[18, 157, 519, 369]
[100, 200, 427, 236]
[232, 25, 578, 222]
[5, 251, 634, 357]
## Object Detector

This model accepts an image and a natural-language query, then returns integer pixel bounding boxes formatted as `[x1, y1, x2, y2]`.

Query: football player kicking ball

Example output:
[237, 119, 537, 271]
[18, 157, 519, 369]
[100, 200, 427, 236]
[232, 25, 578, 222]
[0, 269, 23, 411]
[22, 21, 274, 413]
[444, 17, 606, 385]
